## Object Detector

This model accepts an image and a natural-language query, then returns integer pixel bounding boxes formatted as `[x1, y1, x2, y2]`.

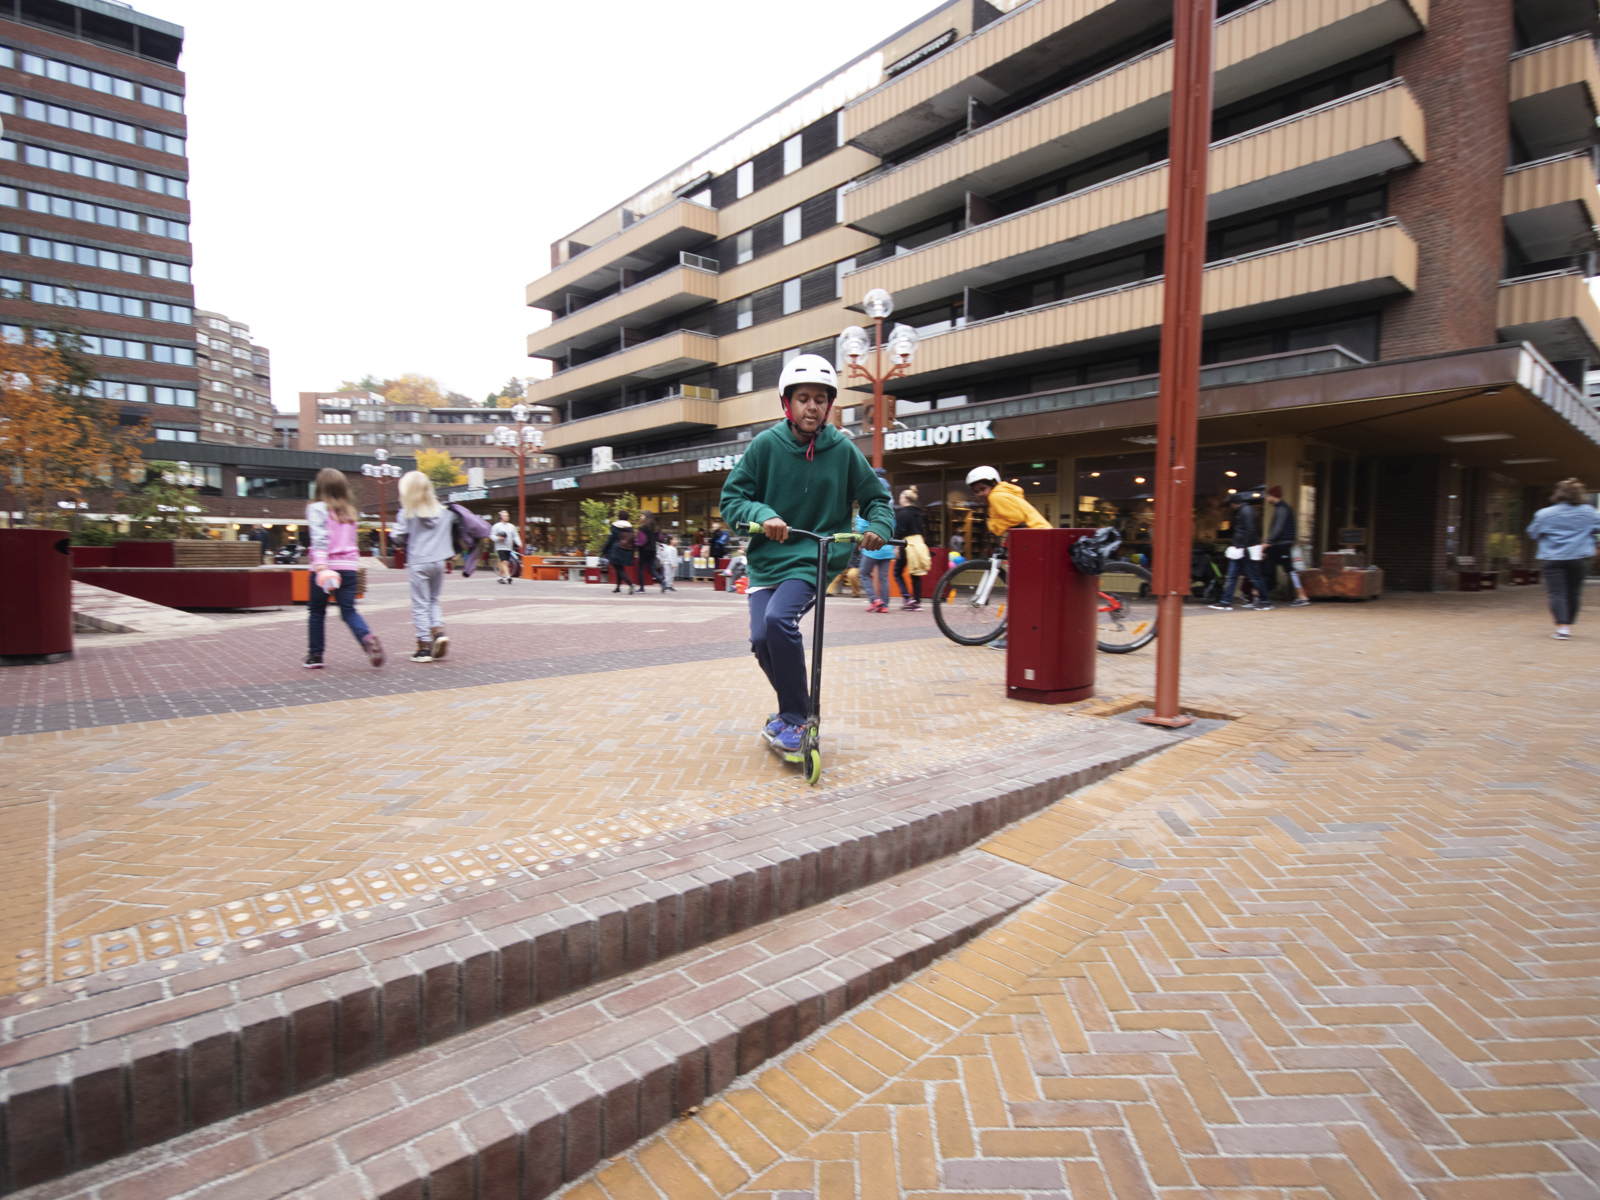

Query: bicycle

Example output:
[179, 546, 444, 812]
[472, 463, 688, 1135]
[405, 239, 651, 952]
[931, 551, 1158, 653]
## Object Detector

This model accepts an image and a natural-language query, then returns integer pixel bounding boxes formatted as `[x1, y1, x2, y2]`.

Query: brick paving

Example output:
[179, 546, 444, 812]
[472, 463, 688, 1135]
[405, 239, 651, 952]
[3, 580, 1596, 1198]
[538, 585, 1600, 1200]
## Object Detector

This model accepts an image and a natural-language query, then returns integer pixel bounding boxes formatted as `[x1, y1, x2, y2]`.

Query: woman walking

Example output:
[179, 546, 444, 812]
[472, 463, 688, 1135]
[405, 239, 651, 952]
[304, 468, 383, 669]
[893, 486, 931, 611]
[637, 512, 662, 592]
[859, 468, 897, 612]
[601, 518, 637, 594]
[394, 470, 456, 662]
[1527, 477, 1600, 639]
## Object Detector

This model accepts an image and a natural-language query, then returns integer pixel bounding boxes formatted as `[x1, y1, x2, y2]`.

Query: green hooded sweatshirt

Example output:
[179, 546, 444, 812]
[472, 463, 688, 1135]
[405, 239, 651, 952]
[719, 422, 893, 588]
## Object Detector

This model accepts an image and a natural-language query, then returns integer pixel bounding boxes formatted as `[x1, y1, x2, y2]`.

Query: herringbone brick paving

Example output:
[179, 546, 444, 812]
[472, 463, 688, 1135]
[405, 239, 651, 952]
[551, 586, 1600, 1200]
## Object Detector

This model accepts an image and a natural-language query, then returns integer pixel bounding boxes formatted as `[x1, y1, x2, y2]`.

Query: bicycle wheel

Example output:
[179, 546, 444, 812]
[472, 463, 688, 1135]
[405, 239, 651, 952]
[1097, 561, 1158, 653]
[932, 559, 1008, 645]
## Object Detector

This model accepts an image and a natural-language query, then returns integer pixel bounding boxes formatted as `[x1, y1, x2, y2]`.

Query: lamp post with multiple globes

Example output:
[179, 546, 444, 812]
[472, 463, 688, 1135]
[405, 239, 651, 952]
[495, 403, 545, 558]
[837, 288, 919, 470]
[360, 447, 402, 556]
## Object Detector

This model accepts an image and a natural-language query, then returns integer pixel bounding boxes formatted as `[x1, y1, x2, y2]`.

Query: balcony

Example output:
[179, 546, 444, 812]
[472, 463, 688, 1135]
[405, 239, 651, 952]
[542, 388, 720, 453]
[1504, 152, 1600, 261]
[842, 0, 1425, 236]
[526, 199, 719, 313]
[525, 262, 720, 361]
[1498, 269, 1600, 365]
[845, 81, 1424, 312]
[1509, 36, 1600, 160]
[891, 220, 1417, 390]
[526, 329, 718, 408]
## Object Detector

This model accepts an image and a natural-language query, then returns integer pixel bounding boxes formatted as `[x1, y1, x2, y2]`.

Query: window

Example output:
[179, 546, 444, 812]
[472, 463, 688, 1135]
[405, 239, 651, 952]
[782, 207, 801, 246]
[783, 134, 802, 176]
[782, 278, 801, 315]
[208, 318, 228, 331]
[147, 260, 192, 283]
[735, 161, 754, 199]
[151, 387, 197, 406]
[736, 229, 753, 265]
[318, 433, 355, 446]
[736, 361, 753, 394]
[155, 428, 198, 443]
[736, 296, 753, 330]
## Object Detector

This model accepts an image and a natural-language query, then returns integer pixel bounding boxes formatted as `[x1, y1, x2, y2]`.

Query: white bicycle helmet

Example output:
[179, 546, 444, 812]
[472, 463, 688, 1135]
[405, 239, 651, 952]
[777, 354, 838, 401]
[965, 466, 1001, 487]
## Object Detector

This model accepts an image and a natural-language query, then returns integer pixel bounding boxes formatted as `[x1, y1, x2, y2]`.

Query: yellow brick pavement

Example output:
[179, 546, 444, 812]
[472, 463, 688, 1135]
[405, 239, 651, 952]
[554, 586, 1600, 1199]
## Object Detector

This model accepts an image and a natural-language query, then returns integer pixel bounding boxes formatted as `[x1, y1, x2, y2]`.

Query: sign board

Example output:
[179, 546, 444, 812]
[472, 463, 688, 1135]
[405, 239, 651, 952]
[698, 453, 745, 473]
[885, 29, 955, 76]
[884, 419, 994, 452]
[1338, 526, 1367, 546]
[551, 477, 580, 490]
[447, 487, 489, 502]
[467, 467, 485, 488]
[592, 446, 614, 472]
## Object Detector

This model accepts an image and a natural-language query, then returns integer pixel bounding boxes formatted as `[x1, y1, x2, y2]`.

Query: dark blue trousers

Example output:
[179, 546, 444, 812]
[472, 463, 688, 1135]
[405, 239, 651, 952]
[748, 579, 815, 725]
[308, 570, 371, 655]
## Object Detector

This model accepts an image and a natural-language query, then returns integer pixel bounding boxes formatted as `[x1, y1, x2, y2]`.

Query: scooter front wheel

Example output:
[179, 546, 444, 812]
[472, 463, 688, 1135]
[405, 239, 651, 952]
[806, 748, 822, 786]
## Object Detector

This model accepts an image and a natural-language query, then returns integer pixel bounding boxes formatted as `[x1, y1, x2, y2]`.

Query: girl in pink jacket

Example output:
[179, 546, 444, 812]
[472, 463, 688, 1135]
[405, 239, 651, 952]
[304, 468, 384, 669]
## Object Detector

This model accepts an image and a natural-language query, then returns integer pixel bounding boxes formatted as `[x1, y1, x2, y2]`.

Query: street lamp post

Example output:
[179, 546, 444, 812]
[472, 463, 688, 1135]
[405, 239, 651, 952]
[496, 403, 545, 558]
[838, 289, 919, 470]
[361, 448, 401, 556]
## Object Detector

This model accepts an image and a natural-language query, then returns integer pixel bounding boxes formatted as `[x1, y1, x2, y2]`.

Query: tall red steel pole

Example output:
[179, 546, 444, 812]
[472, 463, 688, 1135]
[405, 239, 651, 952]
[1142, 0, 1216, 729]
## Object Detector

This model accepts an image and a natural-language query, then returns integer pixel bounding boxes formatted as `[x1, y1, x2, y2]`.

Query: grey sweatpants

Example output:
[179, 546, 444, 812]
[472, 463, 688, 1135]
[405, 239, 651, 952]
[408, 560, 444, 638]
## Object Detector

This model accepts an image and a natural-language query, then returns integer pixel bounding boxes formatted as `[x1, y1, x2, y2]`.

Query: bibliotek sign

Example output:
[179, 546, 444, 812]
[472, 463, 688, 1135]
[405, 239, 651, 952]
[884, 419, 994, 452]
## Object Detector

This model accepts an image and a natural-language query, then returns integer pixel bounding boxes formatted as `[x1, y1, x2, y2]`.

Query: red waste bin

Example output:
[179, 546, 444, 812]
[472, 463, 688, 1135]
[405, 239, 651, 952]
[1005, 527, 1097, 704]
[1, 528, 74, 665]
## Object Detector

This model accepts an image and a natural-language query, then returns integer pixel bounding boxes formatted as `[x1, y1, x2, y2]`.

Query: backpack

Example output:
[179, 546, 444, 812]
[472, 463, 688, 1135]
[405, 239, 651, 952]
[449, 504, 493, 576]
[1069, 527, 1123, 576]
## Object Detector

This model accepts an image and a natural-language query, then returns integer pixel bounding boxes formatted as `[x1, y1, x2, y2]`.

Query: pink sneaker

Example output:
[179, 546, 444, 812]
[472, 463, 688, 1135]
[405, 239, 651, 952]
[363, 633, 385, 668]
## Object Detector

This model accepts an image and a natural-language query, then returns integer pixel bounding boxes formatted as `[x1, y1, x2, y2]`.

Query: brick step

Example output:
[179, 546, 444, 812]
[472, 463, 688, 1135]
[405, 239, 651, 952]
[0, 721, 1174, 1194]
[14, 850, 1056, 1200]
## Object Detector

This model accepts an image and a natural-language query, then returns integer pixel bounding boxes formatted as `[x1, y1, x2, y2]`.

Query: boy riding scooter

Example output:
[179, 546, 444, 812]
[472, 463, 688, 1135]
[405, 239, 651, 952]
[720, 355, 894, 756]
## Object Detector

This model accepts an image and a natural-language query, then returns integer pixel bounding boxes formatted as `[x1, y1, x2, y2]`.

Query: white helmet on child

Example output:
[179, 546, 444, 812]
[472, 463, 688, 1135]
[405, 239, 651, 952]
[965, 466, 1001, 487]
[777, 354, 838, 401]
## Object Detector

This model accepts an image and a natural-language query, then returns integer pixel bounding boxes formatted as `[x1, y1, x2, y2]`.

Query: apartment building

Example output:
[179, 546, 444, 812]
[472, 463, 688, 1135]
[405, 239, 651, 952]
[0, 0, 198, 443]
[517, 0, 1600, 587]
[194, 308, 272, 446]
[297, 388, 559, 473]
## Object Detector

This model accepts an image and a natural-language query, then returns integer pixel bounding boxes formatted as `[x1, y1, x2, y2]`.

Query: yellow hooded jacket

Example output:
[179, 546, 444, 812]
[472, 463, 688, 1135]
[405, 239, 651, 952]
[985, 481, 1051, 536]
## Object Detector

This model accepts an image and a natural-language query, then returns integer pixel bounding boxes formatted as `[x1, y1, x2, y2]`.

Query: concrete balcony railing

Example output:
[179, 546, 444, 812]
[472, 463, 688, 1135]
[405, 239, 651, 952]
[541, 388, 720, 453]
[895, 220, 1418, 390]
[1509, 35, 1600, 160]
[1498, 269, 1600, 365]
[1504, 151, 1600, 261]
[845, 80, 1425, 312]
[525, 199, 719, 313]
[525, 263, 721, 361]
[525, 329, 718, 408]
[841, 0, 1426, 236]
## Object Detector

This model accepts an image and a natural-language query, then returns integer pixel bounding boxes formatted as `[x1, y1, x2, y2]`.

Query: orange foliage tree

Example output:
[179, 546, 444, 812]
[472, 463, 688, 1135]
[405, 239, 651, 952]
[0, 334, 147, 524]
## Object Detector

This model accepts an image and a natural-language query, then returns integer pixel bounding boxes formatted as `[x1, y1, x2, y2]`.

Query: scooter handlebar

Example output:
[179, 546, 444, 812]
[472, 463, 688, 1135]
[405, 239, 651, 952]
[743, 521, 904, 546]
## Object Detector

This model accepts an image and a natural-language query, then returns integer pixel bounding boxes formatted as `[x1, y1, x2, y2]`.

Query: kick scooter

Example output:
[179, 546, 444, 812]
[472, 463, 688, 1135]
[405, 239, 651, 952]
[743, 521, 903, 785]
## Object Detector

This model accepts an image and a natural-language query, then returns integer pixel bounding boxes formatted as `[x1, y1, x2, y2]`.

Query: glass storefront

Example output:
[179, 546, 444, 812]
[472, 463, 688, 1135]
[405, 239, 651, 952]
[1075, 443, 1266, 555]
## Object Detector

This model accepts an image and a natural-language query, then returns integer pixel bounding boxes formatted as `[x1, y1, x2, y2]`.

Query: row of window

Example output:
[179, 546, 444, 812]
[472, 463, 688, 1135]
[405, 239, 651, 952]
[86, 380, 198, 405]
[318, 433, 355, 446]
[1, 278, 192, 322]
[6, 232, 192, 280]
[1, 95, 183, 156]
[4, 47, 184, 112]
[80, 333, 195, 364]
[196, 335, 264, 363]
[2, 140, 187, 198]
[1, 186, 187, 239]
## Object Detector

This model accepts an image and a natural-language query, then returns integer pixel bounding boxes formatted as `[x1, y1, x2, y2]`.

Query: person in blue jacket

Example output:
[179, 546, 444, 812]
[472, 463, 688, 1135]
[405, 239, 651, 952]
[1527, 477, 1600, 639]
[857, 467, 898, 613]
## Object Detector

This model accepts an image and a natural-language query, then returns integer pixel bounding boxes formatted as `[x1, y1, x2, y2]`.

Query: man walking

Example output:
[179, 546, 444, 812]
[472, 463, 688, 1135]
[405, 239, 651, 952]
[489, 510, 522, 585]
[1210, 491, 1272, 611]
[1263, 486, 1311, 606]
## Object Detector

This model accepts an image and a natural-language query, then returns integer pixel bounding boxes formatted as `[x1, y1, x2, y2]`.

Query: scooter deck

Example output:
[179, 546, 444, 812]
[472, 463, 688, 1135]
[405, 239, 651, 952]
[758, 727, 823, 785]
[759, 729, 805, 764]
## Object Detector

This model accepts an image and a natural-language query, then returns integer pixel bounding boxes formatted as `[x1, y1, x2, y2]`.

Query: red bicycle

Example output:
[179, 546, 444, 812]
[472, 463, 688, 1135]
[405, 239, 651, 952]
[931, 552, 1158, 653]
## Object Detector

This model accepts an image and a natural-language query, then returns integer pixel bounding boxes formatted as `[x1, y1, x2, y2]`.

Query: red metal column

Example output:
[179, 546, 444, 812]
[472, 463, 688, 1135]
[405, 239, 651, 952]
[871, 316, 886, 470]
[1143, 0, 1216, 729]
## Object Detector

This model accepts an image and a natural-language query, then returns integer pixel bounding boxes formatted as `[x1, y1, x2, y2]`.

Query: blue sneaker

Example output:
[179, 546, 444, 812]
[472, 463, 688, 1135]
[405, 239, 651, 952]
[775, 723, 804, 756]
[764, 714, 785, 737]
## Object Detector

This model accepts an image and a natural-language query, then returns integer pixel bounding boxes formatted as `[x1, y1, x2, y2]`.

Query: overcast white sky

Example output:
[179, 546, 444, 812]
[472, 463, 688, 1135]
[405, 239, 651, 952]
[135, 0, 938, 410]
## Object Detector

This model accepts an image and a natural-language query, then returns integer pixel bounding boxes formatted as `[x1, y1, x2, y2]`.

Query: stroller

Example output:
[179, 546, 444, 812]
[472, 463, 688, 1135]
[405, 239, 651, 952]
[1191, 544, 1258, 605]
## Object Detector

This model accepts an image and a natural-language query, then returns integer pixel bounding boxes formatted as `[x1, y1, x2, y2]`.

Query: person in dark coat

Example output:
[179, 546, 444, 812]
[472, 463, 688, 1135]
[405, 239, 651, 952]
[892, 487, 929, 611]
[636, 512, 662, 592]
[1209, 491, 1271, 611]
[600, 519, 637, 594]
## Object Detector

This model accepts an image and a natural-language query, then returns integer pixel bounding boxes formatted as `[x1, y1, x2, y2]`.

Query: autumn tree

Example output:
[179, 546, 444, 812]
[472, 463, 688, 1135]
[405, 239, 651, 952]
[384, 373, 449, 407]
[415, 447, 465, 487]
[0, 333, 146, 525]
